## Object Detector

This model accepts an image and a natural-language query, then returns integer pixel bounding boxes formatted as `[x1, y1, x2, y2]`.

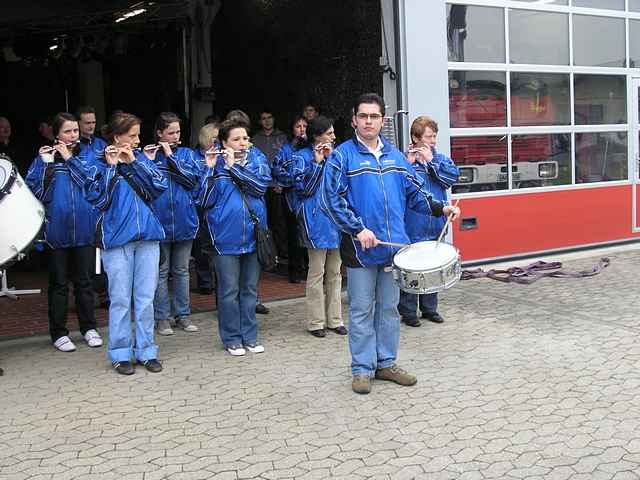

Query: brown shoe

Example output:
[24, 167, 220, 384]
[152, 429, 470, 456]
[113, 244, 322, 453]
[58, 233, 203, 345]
[352, 375, 372, 394]
[374, 364, 417, 386]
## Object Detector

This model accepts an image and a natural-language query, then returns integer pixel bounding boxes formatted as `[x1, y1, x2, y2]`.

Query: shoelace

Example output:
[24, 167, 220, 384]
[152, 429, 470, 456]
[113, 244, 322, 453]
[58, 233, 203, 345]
[389, 365, 407, 375]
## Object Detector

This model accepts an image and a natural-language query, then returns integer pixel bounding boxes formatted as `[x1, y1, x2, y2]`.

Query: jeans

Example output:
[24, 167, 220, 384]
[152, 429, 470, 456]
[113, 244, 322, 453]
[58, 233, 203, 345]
[48, 246, 96, 341]
[398, 291, 438, 319]
[154, 240, 193, 321]
[346, 265, 400, 376]
[306, 248, 343, 331]
[102, 241, 159, 363]
[213, 252, 260, 348]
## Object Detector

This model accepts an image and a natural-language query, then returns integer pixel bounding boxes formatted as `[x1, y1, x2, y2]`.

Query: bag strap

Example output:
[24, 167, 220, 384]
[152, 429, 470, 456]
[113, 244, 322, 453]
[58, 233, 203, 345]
[229, 175, 260, 226]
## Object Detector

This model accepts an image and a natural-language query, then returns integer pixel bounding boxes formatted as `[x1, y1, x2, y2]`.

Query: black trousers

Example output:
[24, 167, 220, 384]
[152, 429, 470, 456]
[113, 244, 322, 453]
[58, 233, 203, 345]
[48, 246, 96, 341]
[266, 189, 289, 262]
[285, 201, 308, 281]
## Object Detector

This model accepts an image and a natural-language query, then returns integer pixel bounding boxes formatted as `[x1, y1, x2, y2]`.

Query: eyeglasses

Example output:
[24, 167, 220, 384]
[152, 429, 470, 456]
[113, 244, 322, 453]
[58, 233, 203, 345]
[356, 113, 383, 121]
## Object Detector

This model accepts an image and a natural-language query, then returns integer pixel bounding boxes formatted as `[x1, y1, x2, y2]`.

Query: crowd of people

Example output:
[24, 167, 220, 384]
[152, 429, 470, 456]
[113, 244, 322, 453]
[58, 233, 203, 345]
[2, 92, 461, 394]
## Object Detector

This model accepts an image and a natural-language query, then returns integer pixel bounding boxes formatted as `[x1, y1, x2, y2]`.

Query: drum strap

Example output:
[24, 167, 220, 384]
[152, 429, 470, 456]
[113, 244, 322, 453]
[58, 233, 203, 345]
[461, 257, 610, 285]
[0, 166, 17, 200]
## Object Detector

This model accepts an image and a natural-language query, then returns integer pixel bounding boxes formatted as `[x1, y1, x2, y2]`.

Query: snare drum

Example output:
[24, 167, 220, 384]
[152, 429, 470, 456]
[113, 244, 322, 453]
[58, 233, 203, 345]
[391, 240, 461, 294]
[0, 155, 45, 267]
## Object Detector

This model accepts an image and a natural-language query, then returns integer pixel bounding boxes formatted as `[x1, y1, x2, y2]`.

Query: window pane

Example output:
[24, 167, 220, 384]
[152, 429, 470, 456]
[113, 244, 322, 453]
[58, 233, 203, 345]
[511, 0, 567, 4]
[509, 10, 568, 65]
[451, 136, 508, 193]
[576, 132, 627, 183]
[447, 5, 505, 63]
[512, 134, 571, 188]
[511, 73, 570, 126]
[630, 20, 640, 68]
[574, 75, 626, 125]
[573, 0, 624, 9]
[449, 71, 506, 128]
[631, 0, 640, 13]
[573, 15, 625, 67]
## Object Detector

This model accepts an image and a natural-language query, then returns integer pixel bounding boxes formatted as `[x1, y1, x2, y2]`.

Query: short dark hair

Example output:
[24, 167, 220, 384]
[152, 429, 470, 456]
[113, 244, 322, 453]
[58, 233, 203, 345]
[306, 116, 333, 144]
[154, 112, 180, 141]
[353, 93, 385, 117]
[218, 119, 248, 143]
[52, 112, 77, 137]
[75, 105, 96, 118]
[204, 113, 220, 125]
[225, 110, 251, 129]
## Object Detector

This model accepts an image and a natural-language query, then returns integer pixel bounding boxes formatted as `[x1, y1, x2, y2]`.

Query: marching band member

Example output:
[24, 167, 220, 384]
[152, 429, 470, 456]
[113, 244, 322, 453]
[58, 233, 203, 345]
[292, 116, 346, 338]
[400, 116, 460, 327]
[25, 112, 102, 352]
[67, 112, 167, 375]
[199, 119, 271, 356]
[76, 106, 106, 156]
[272, 115, 308, 284]
[321, 93, 460, 394]
[150, 112, 200, 335]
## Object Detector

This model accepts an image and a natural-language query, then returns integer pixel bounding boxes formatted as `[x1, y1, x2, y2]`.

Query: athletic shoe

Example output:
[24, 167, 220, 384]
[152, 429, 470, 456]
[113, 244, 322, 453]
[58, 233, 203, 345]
[244, 343, 264, 353]
[157, 320, 174, 336]
[83, 329, 103, 348]
[227, 345, 246, 356]
[53, 336, 76, 352]
[175, 316, 199, 332]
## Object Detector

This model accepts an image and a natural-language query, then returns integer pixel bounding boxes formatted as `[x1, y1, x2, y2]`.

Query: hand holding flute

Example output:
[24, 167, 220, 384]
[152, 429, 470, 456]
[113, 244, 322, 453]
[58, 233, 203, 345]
[313, 142, 333, 163]
[39, 141, 79, 161]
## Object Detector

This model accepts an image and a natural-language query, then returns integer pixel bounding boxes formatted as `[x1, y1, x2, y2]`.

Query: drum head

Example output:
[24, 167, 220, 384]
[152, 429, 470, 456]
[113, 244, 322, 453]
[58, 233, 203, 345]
[0, 158, 12, 188]
[394, 241, 458, 270]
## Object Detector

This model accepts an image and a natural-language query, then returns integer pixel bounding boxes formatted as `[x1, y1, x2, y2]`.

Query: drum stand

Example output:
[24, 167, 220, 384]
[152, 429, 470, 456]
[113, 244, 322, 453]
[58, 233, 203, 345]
[0, 269, 41, 299]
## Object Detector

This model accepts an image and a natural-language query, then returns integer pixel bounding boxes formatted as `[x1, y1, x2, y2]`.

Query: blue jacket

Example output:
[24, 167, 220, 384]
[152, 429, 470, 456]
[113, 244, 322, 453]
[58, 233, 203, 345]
[272, 141, 299, 213]
[198, 147, 271, 255]
[26, 151, 98, 249]
[405, 150, 459, 242]
[321, 135, 443, 268]
[292, 146, 340, 249]
[67, 150, 168, 249]
[151, 147, 200, 242]
[79, 136, 107, 157]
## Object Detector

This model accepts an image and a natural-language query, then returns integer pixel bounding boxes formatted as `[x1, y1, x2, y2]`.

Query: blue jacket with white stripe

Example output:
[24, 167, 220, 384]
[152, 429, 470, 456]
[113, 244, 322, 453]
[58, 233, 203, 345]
[26, 151, 98, 249]
[272, 141, 300, 213]
[198, 147, 271, 255]
[321, 135, 443, 268]
[67, 150, 168, 249]
[292, 146, 340, 249]
[150, 147, 200, 242]
[405, 149, 459, 242]
[79, 136, 107, 157]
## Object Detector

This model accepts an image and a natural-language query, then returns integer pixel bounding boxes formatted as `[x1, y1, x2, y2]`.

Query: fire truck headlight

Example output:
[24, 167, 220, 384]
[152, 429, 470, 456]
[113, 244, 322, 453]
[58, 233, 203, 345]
[538, 162, 557, 179]
[458, 167, 475, 184]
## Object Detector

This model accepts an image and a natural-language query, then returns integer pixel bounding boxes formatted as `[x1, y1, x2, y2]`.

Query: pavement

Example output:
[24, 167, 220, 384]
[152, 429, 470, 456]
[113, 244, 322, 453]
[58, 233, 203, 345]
[1, 246, 640, 480]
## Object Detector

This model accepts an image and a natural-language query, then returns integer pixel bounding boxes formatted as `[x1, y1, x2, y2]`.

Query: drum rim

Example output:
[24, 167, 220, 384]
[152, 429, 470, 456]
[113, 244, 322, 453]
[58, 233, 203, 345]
[0, 208, 45, 268]
[393, 241, 460, 272]
[0, 155, 17, 202]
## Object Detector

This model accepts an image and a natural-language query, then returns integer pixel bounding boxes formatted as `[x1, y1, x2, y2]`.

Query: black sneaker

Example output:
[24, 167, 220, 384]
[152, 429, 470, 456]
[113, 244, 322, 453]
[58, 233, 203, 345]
[138, 359, 163, 373]
[255, 303, 270, 315]
[328, 326, 348, 335]
[402, 316, 421, 327]
[113, 361, 134, 375]
[422, 312, 444, 324]
[310, 329, 326, 338]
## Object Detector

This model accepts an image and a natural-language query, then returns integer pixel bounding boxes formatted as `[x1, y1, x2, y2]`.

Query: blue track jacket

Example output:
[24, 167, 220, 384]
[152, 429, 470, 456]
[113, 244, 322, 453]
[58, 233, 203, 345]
[321, 135, 444, 268]
[272, 141, 299, 213]
[26, 151, 98, 249]
[67, 150, 168, 249]
[292, 146, 340, 249]
[151, 147, 199, 242]
[198, 147, 271, 255]
[405, 149, 459, 242]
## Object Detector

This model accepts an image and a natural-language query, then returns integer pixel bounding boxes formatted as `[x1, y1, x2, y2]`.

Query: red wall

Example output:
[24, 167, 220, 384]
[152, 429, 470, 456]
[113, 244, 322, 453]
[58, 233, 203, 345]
[453, 184, 640, 262]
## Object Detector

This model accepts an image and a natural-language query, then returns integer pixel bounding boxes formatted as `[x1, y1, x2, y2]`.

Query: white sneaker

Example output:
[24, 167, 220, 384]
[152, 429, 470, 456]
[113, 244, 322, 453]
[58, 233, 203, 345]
[53, 336, 76, 352]
[157, 320, 174, 336]
[226, 345, 246, 356]
[175, 316, 199, 332]
[83, 329, 103, 348]
[245, 343, 265, 354]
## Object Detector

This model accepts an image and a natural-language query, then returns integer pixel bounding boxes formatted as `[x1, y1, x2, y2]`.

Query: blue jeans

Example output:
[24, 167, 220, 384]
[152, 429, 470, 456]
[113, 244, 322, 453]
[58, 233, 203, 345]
[102, 241, 160, 363]
[398, 291, 438, 319]
[213, 252, 260, 348]
[347, 266, 400, 376]
[154, 240, 193, 321]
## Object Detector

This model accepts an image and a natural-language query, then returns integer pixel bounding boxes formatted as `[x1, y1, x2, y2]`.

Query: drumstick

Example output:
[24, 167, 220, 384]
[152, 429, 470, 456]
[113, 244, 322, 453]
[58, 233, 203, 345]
[377, 240, 410, 248]
[435, 199, 460, 247]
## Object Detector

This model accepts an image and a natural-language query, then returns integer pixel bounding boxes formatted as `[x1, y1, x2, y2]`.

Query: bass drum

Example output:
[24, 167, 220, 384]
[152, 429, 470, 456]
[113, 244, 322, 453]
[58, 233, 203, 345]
[0, 155, 45, 267]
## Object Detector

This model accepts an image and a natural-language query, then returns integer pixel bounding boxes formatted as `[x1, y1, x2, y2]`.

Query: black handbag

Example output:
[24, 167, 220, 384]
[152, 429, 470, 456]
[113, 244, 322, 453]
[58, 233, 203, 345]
[234, 182, 279, 272]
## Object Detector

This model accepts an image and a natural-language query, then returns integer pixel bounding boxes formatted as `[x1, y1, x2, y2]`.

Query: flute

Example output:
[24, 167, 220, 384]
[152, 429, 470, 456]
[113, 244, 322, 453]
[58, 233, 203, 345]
[143, 141, 181, 152]
[40, 141, 79, 154]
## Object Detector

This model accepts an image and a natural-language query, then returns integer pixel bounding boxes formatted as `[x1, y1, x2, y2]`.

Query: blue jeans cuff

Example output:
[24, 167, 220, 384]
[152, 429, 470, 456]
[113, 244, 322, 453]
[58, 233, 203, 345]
[135, 345, 159, 362]
[377, 359, 395, 370]
[108, 347, 133, 363]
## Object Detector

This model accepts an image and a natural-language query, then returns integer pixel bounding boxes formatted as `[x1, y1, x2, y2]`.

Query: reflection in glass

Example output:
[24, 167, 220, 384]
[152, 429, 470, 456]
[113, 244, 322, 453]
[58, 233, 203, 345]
[449, 71, 506, 128]
[575, 132, 627, 183]
[511, 73, 570, 126]
[509, 10, 568, 65]
[630, 20, 640, 68]
[573, 15, 625, 67]
[450, 136, 508, 193]
[574, 75, 626, 125]
[512, 134, 571, 188]
[631, 0, 640, 13]
[573, 0, 624, 9]
[511, 0, 567, 3]
[446, 5, 504, 63]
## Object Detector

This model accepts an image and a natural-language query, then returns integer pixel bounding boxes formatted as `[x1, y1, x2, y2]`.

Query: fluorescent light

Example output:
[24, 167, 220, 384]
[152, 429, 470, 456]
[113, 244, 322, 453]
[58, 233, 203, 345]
[115, 8, 146, 23]
[49, 45, 58, 51]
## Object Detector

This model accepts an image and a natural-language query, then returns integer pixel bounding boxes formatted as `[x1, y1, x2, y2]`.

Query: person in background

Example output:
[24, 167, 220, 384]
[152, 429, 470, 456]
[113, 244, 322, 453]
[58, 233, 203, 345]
[272, 115, 308, 283]
[25, 112, 102, 352]
[151, 112, 201, 335]
[192, 122, 220, 295]
[292, 116, 346, 338]
[400, 115, 460, 326]
[302, 103, 319, 123]
[199, 119, 271, 356]
[68, 112, 167, 375]
[76, 106, 106, 156]
[36, 117, 55, 150]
